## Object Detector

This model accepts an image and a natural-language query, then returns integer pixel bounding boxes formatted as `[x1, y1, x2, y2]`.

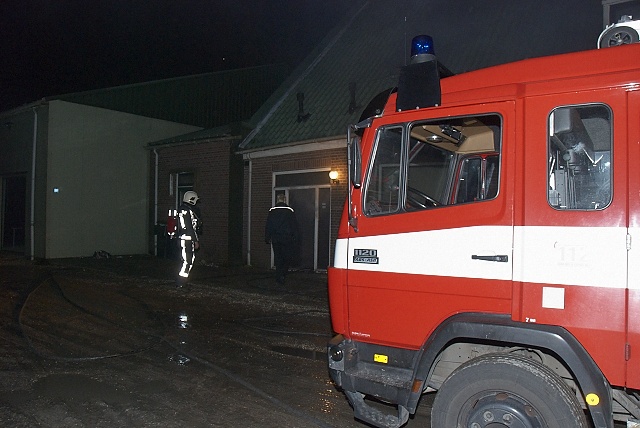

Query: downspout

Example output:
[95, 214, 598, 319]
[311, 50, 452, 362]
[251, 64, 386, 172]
[246, 155, 252, 265]
[30, 107, 38, 260]
[153, 149, 159, 256]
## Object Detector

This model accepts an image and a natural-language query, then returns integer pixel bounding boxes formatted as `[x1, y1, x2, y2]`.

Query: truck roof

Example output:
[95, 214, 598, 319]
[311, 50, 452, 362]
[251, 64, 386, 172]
[385, 44, 640, 115]
[380, 44, 640, 118]
[443, 44, 640, 93]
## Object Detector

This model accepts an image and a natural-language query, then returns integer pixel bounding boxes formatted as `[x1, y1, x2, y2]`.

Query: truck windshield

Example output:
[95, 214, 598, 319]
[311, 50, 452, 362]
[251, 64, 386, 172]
[364, 114, 501, 216]
[364, 127, 403, 215]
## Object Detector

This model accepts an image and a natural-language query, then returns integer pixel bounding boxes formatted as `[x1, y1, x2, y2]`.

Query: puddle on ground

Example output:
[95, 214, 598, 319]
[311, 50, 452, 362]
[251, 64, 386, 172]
[271, 345, 327, 361]
[32, 373, 131, 405]
[167, 353, 191, 365]
[177, 311, 189, 329]
[168, 310, 191, 365]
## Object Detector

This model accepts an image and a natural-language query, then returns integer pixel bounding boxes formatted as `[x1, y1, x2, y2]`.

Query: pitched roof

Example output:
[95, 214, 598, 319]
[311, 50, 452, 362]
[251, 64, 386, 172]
[147, 122, 249, 147]
[53, 64, 289, 129]
[240, 0, 603, 151]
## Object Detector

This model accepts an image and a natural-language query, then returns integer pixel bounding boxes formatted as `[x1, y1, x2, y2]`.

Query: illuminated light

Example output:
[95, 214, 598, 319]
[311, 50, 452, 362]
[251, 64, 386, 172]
[585, 393, 600, 406]
[53, 187, 60, 193]
[329, 170, 340, 184]
[410, 34, 435, 58]
[373, 353, 388, 364]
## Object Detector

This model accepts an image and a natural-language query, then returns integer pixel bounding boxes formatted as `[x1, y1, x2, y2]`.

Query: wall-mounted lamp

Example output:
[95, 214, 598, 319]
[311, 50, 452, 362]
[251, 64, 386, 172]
[329, 170, 340, 184]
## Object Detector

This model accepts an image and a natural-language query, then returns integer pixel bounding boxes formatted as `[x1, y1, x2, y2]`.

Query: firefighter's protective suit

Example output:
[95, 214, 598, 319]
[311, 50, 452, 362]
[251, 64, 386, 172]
[176, 191, 201, 287]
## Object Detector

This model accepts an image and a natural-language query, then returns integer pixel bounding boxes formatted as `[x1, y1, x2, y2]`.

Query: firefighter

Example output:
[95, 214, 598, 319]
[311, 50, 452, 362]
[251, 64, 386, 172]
[265, 193, 298, 284]
[176, 191, 201, 288]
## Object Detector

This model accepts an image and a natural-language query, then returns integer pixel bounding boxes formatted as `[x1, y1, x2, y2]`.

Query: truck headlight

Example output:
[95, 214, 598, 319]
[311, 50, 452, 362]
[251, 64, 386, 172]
[329, 345, 344, 362]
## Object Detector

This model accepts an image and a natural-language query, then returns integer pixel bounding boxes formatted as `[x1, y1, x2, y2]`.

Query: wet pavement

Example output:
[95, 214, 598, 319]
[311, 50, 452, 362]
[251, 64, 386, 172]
[0, 252, 433, 427]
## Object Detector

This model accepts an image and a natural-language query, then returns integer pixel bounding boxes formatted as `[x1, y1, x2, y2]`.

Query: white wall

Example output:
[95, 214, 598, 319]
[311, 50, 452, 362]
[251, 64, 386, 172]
[45, 100, 201, 258]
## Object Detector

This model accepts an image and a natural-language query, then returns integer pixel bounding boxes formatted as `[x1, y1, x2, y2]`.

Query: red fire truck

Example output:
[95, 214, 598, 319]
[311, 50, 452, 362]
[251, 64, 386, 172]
[327, 36, 640, 428]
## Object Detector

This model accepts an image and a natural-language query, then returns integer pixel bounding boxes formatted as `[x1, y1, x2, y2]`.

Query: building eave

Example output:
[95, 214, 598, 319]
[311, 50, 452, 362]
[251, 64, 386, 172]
[0, 99, 48, 119]
[238, 135, 346, 160]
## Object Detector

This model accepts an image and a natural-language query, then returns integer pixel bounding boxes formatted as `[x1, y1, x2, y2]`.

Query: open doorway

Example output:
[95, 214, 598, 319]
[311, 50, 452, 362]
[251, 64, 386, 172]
[2, 175, 27, 251]
[273, 170, 332, 271]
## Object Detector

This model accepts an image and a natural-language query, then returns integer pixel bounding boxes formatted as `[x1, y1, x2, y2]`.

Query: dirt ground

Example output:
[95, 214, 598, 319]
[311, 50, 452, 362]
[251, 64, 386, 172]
[3, 251, 623, 428]
[0, 251, 395, 428]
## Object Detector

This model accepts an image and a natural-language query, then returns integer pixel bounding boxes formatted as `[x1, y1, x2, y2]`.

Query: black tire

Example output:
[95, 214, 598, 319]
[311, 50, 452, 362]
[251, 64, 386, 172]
[599, 26, 640, 48]
[431, 353, 589, 428]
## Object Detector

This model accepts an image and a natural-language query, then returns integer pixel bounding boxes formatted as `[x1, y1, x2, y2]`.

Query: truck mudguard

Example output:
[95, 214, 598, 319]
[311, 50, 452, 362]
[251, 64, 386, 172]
[410, 312, 613, 428]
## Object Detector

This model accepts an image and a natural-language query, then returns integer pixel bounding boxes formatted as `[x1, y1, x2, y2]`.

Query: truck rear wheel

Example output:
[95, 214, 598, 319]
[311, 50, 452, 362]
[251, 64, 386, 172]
[431, 353, 588, 428]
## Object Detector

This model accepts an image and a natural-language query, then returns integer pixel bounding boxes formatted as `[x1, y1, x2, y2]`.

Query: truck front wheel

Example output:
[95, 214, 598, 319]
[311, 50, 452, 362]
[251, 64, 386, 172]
[431, 353, 588, 428]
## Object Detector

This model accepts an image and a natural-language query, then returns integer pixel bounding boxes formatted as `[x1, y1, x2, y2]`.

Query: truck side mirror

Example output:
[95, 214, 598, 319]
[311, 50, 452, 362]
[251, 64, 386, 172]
[348, 121, 369, 189]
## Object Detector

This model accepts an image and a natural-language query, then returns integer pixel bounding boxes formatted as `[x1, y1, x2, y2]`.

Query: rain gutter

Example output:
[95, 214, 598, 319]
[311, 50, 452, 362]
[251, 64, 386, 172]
[30, 108, 38, 260]
[153, 149, 159, 256]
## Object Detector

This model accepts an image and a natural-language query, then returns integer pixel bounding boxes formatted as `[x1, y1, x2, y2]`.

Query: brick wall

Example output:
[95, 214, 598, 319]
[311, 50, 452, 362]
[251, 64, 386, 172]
[151, 137, 241, 266]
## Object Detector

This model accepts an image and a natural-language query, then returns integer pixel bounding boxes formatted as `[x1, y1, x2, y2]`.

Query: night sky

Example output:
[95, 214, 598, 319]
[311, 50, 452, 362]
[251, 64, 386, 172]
[0, 0, 352, 112]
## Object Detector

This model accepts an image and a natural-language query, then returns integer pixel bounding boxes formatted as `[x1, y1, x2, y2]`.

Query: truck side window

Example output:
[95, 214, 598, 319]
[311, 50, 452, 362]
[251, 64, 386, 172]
[406, 137, 454, 208]
[405, 115, 501, 211]
[548, 104, 612, 210]
[455, 155, 499, 204]
[364, 126, 403, 215]
[364, 115, 501, 216]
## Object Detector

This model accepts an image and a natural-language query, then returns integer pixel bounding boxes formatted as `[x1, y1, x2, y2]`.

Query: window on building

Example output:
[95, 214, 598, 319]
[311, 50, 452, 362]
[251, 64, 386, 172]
[547, 104, 612, 210]
[275, 171, 330, 187]
[172, 172, 195, 207]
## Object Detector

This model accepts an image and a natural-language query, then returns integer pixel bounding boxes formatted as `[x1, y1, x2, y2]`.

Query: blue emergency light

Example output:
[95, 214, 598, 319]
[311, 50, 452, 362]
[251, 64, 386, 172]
[410, 35, 435, 58]
[396, 34, 441, 111]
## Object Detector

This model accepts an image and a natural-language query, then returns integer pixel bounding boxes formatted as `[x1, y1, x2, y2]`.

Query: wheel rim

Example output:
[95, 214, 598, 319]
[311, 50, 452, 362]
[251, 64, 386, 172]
[462, 392, 543, 428]
[608, 30, 633, 46]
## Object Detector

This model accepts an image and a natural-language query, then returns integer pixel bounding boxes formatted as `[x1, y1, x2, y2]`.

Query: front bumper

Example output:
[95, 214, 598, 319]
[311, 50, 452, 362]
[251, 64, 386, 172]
[327, 335, 418, 428]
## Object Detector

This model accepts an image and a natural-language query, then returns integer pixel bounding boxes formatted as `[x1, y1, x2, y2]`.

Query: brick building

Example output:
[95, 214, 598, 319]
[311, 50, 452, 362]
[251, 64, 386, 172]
[239, 0, 607, 271]
[242, 145, 347, 270]
[147, 64, 289, 266]
[149, 130, 244, 266]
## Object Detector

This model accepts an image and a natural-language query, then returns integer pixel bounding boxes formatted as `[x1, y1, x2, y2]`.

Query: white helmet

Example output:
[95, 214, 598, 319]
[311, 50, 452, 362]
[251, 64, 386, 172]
[183, 191, 199, 205]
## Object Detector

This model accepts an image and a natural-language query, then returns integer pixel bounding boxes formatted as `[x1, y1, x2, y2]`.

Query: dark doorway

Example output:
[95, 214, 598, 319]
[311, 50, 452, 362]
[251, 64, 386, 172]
[317, 187, 330, 270]
[2, 175, 26, 250]
[275, 170, 332, 271]
[289, 188, 315, 270]
[286, 187, 331, 271]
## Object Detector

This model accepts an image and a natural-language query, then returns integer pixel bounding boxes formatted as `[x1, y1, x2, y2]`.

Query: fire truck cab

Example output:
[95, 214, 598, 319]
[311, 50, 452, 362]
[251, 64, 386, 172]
[327, 38, 640, 428]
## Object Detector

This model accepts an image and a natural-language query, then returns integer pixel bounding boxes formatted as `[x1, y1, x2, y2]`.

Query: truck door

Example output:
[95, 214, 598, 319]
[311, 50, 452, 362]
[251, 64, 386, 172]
[520, 89, 628, 387]
[345, 102, 515, 349]
[628, 89, 640, 389]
